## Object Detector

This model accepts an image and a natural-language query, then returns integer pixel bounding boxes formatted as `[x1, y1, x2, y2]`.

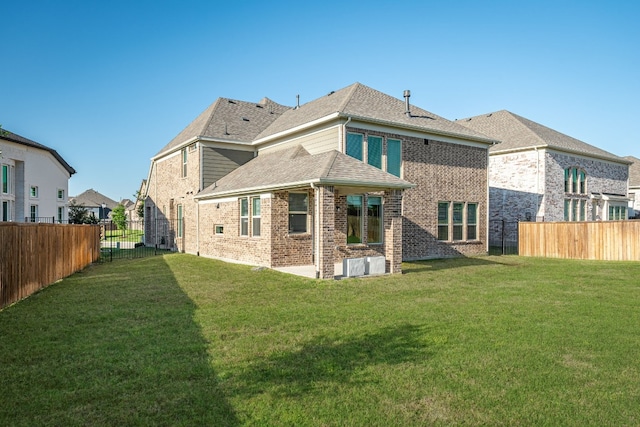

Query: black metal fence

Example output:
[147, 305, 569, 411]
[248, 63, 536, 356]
[489, 220, 519, 255]
[97, 219, 175, 261]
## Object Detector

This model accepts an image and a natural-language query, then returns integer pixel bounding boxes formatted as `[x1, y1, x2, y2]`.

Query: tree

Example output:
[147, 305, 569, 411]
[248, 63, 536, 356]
[0, 124, 8, 137]
[134, 190, 145, 219]
[68, 201, 98, 224]
[111, 203, 127, 236]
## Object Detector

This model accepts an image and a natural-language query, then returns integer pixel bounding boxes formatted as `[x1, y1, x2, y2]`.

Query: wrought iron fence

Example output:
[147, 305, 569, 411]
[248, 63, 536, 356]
[489, 220, 519, 255]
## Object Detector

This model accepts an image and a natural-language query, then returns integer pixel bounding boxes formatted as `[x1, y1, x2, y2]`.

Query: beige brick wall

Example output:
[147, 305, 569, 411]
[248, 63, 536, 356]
[402, 138, 488, 259]
[270, 190, 313, 267]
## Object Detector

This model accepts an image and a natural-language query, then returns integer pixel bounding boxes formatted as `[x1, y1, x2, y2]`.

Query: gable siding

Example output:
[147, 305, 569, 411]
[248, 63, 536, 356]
[202, 147, 254, 188]
[258, 127, 339, 155]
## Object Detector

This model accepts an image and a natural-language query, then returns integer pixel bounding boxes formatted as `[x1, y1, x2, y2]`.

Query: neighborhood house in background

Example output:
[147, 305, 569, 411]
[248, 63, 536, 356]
[143, 83, 495, 278]
[624, 156, 640, 218]
[0, 129, 75, 223]
[456, 111, 631, 246]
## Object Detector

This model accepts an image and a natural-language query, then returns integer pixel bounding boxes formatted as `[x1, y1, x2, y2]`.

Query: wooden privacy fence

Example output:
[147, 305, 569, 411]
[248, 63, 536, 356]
[519, 220, 640, 261]
[0, 223, 101, 309]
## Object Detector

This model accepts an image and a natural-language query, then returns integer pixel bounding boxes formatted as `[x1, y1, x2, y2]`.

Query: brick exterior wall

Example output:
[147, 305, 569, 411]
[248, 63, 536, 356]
[402, 138, 488, 259]
[145, 146, 200, 253]
[544, 151, 628, 221]
[270, 190, 314, 267]
[198, 196, 272, 266]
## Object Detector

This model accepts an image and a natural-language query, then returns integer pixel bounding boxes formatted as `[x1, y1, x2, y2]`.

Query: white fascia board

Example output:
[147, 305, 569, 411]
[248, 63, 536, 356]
[252, 112, 341, 146]
[198, 192, 272, 205]
[342, 115, 496, 148]
[195, 178, 413, 201]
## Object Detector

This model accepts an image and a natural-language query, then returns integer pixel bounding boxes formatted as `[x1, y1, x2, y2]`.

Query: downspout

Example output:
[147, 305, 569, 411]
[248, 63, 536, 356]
[197, 143, 202, 256]
[535, 146, 541, 220]
[341, 117, 352, 153]
[154, 161, 158, 246]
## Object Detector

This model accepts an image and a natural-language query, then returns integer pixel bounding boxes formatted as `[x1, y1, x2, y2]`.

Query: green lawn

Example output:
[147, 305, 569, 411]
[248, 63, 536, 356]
[1, 254, 640, 426]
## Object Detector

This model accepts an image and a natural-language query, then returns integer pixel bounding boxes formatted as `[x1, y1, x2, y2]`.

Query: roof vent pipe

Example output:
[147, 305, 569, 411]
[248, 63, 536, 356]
[404, 90, 411, 117]
[296, 94, 300, 109]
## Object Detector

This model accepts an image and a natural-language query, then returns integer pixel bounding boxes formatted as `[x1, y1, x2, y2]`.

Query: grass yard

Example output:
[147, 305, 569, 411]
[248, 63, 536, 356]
[1, 254, 640, 426]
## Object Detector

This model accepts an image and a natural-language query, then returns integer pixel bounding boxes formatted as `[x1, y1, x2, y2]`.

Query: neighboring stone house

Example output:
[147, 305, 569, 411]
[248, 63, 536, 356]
[144, 83, 494, 278]
[624, 156, 640, 218]
[0, 129, 75, 223]
[70, 189, 118, 220]
[456, 110, 630, 233]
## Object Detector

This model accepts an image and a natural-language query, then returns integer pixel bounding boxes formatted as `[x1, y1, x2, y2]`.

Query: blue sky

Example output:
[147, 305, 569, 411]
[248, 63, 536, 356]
[2, 1, 639, 201]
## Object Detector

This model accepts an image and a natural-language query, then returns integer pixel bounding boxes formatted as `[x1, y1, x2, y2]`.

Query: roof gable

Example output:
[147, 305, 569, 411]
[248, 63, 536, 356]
[255, 83, 493, 143]
[156, 97, 290, 157]
[456, 110, 627, 163]
[71, 189, 118, 208]
[1, 129, 76, 175]
[196, 145, 414, 198]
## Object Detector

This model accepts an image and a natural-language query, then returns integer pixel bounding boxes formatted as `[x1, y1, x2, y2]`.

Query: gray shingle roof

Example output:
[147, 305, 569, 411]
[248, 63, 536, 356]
[1, 129, 76, 175]
[196, 146, 414, 199]
[624, 156, 640, 187]
[70, 189, 118, 208]
[255, 83, 494, 143]
[155, 97, 290, 157]
[456, 110, 628, 163]
[159, 83, 496, 159]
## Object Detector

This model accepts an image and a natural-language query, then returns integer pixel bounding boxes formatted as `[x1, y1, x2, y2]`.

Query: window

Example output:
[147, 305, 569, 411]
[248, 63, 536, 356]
[57, 206, 65, 223]
[57, 189, 65, 200]
[437, 202, 449, 240]
[30, 205, 38, 222]
[2, 164, 9, 194]
[289, 193, 308, 233]
[452, 202, 464, 240]
[367, 196, 383, 244]
[215, 225, 224, 235]
[564, 198, 587, 222]
[367, 136, 382, 169]
[181, 148, 188, 178]
[609, 205, 627, 220]
[564, 167, 587, 194]
[387, 139, 402, 177]
[2, 201, 10, 221]
[177, 204, 183, 237]
[30, 186, 38, 198]
[240, 198, 249, 236]
[346, 133, 363, 161]
[467, 203, 478, 240]
[347, 195, 363, 244]
[439, 201, 478, 241]
[252, 197, 261, 237]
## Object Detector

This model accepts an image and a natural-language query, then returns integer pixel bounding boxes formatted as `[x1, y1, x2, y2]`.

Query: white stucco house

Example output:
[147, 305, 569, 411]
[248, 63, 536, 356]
[0, 129, 76, 222]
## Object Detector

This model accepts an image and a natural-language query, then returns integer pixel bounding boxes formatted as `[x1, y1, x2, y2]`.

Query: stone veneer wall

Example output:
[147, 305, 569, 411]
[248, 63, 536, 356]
[544, 150, 628, 222]
[402, 138, 488, 260]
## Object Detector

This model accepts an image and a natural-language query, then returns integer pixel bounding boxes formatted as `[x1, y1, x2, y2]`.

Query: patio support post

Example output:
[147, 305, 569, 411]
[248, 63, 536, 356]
[316, 185, 335, 279]
[384, 189, 403, 274]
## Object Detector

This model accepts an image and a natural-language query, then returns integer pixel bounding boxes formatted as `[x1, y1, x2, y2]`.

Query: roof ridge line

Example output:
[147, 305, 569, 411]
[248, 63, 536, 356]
[320, 150, 340, 179]
[336, 82, 361, 113]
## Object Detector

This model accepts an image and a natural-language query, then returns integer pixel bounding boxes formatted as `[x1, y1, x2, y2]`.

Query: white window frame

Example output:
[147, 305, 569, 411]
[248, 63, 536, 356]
[438, 201, 478, 241]
[215, 224, 224, 235]
[288, 192, 308, 234]
[240, 198, 249, 236]
[181, 148, 188, 178]
[251, 197, 261, 237]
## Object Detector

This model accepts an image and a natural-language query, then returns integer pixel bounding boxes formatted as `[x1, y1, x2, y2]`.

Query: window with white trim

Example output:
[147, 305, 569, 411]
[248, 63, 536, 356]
[289, 192, 308, 233]
[252, 197, 261, 237]
[30, 186, 38, 198]
[181, 148, 188, 178]
[438, 201, 479, 241]
[215, 225, 224, 235]
[57, 189, 65, 200]
[30, 205, 38, 222]
[177, 204, 183, 237]
[240, 198, 249, 236]
[57, 206, 65, 223]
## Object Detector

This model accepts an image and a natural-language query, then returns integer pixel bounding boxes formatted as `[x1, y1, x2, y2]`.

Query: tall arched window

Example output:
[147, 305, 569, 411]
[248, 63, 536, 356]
[564, 167, 588, 221]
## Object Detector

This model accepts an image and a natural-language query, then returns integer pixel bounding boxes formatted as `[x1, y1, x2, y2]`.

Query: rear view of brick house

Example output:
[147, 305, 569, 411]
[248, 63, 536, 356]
[143, 83, 494, 278]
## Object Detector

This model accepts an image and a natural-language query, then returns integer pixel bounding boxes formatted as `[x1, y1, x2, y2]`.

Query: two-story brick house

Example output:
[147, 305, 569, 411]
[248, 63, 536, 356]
[456, 110, 631, 246]
[625, 156, 640, 217]
[144, 83, 495, 278]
